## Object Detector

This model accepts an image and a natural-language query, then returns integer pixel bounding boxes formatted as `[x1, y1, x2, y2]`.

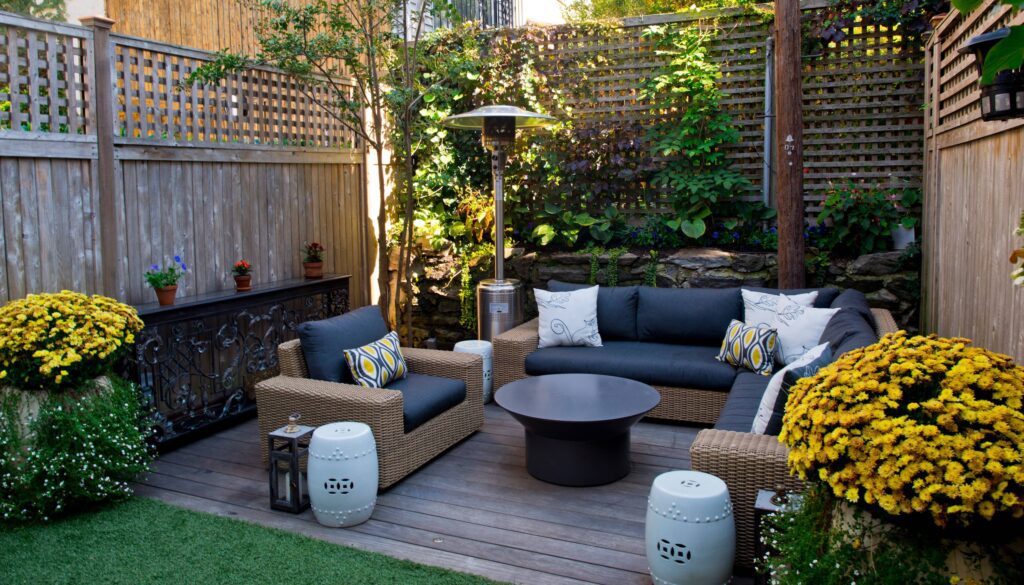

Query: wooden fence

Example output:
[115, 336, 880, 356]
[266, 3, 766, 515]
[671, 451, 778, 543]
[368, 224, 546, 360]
[533, 0, 925, 215]
[922, 1, 1024, 361]
[0, 11, 370, 307]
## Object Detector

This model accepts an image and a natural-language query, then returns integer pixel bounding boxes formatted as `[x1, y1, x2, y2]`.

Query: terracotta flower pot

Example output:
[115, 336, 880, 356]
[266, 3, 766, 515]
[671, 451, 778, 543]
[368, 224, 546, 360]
[234, 275, 252, 292]
[303, 261, 324, 279]
[154, 285, 178, 306]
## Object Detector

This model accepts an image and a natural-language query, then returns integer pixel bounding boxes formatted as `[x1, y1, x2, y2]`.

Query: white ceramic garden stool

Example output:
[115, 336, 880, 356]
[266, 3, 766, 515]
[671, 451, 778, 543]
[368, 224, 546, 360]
[646, 470, 735, 585]
[453, 339, 493, 403]
[308, 422, 378, 528]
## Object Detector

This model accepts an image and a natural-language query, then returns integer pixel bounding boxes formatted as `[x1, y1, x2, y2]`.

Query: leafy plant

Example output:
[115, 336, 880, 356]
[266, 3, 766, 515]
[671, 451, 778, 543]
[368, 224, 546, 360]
[302, 242, 325, 263]
[0, 376, 153, 523]
[587, 246, 603, 285]
[0, 0, 65, 20]
[759, 484, 1024, 585]
[1011, 211, 1024, 285]
[605, 246, 627, 286]
[816, 181, 920, 256]
[639, 24, 751, 240]
[144, 257, 188, 289]
[643, 250, 660, 287]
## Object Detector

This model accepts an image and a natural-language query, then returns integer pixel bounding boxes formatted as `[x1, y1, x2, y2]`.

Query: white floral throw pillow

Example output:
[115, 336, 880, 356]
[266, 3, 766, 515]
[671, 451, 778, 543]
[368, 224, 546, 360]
[772, 294, 840, 364]
[534, 286, 602, 349]
[742, 289, 818, 327]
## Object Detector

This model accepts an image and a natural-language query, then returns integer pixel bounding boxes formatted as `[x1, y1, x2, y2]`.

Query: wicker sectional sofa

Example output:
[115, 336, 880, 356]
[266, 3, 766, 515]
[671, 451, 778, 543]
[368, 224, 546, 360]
[492, 282, 898, 568]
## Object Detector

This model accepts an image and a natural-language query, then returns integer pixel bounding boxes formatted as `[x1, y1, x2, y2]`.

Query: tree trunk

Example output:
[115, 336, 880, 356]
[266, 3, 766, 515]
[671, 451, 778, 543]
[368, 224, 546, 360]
[374, 145, 391, 326]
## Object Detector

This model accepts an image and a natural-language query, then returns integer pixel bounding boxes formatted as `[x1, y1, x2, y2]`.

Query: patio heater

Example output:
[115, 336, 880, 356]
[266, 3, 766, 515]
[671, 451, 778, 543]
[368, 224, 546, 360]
[443, 105, 556, 341]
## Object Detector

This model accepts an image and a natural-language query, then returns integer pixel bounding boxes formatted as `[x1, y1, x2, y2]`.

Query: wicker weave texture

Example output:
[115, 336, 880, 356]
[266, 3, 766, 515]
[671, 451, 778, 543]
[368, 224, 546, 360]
[690, 429, 802, 568]
[256, 344, 484, 489]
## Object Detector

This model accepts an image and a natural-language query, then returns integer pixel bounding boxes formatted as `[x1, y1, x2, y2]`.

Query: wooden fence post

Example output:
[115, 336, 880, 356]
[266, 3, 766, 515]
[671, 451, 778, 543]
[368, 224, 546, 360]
[80, 15, 123, 299]
[774, 0, 806, 288]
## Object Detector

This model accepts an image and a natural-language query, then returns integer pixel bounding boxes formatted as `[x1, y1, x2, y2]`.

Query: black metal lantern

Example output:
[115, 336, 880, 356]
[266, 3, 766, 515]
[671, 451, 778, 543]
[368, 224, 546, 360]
[960, 28, 1024, 121]
[268, 415, 313, 513]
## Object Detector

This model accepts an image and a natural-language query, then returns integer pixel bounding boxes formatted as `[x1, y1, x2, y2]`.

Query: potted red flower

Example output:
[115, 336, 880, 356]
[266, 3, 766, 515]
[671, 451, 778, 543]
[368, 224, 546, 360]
[232, 259, 252, 292]
[302, 242, 325, 279]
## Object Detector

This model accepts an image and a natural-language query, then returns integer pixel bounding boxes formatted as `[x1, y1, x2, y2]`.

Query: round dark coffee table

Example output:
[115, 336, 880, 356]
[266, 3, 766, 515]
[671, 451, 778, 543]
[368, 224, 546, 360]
[495, 373, 661, 487]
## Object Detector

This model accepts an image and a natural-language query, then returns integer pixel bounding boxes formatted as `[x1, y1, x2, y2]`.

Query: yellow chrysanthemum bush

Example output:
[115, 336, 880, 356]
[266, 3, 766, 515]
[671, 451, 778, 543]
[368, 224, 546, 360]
[0, 291, 144, 390]
[781, 331, 1024, 527]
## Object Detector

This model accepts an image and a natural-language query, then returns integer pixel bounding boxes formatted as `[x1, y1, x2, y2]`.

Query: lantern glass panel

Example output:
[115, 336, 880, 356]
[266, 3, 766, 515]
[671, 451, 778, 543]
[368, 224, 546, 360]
[982, 97, 992, 115]
[1017, 91, 1024, 108]
[995, 92, 1011, 112]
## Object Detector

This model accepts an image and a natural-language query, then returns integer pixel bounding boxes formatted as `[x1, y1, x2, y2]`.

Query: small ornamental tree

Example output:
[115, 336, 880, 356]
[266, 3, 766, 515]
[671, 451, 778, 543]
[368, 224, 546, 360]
[189, 0, 453, 335]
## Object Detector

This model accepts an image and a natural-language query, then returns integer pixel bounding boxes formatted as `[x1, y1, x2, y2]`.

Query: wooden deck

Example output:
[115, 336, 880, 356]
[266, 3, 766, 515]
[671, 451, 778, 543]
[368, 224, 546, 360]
[136, 404, 716, 585]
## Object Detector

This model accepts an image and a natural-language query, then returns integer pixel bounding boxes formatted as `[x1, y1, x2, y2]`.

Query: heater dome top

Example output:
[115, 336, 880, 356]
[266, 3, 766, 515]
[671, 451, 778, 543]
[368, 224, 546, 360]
[441, 105, 557, 130]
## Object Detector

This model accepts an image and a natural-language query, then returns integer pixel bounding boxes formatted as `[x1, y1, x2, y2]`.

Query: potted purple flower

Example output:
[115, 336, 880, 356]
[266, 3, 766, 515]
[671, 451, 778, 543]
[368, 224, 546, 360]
[145, 255, 188, 305]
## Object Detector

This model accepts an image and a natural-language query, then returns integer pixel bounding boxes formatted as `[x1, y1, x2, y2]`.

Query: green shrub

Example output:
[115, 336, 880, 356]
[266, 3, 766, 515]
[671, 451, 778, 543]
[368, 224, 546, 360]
[760, 485, 1024, 585]
[0, 376, 153, 523]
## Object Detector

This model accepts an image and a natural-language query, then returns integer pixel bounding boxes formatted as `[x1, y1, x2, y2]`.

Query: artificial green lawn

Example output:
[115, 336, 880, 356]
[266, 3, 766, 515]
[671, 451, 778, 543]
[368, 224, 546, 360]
[0, 497, 504, 585]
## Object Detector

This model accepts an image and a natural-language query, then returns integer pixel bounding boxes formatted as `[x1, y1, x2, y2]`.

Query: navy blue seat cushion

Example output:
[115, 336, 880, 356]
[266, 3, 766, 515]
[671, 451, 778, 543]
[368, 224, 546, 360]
[385, 373, 466, 433]
[714, 372, 770, 432]
[298, 305, 389, 383]
[547, 280, 639, 340]
[525, 341, 738, 390]
[742, 286, 841, 308]
[819, 308, 878, 358]
[830, 289, 876, 328]
[636, 287, 742, 345]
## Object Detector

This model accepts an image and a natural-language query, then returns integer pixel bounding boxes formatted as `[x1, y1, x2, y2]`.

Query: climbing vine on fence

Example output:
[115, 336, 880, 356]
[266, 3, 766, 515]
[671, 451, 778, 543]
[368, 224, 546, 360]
[391, 17, 769, 257]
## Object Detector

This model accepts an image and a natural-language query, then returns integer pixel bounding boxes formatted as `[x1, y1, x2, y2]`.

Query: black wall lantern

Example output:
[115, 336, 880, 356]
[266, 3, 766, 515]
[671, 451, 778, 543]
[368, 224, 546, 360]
[960, 28, 1024, 121]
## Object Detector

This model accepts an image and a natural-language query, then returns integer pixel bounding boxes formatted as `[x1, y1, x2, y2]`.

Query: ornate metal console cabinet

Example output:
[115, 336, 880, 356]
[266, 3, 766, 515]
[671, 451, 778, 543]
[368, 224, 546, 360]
[123, 275, 350, 447]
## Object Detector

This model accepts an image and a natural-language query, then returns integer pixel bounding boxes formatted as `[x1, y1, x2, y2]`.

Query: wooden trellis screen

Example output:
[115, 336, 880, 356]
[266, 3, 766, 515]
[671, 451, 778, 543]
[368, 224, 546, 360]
[0, 11, 370, 306]
[921, 1, 1024, 360]
[533, 1, 925, 216]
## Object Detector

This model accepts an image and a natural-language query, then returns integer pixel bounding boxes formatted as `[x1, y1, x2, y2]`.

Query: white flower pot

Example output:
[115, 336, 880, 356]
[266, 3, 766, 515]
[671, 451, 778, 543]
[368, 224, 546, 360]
[891, 225, 915, 250]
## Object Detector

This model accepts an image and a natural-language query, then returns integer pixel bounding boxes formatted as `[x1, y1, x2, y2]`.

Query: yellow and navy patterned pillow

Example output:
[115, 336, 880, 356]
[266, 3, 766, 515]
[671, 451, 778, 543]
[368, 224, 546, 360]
[716, 319, 778, 376]
[343, 331, 408, 388]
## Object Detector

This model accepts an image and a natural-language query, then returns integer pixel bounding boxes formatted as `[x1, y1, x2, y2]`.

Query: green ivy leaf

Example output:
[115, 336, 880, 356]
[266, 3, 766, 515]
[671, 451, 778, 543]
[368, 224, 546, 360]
[531, 223, 556, 246]
[574, 213, 598, 226]
[951, 0, 984, 12]
[981, 27, 1024, 85]
[423, 93, 437, 103]
[679, 219, 706, 239]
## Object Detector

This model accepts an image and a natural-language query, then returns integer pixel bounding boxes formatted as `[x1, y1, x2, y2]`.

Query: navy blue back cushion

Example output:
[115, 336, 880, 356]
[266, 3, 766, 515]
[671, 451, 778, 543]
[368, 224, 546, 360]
[830, 289, 876, 328]
[547, 280, 640, 340]
[742, 286, 841, 308]
[298, 305, 389, 383]
[636, 287, 742, 345]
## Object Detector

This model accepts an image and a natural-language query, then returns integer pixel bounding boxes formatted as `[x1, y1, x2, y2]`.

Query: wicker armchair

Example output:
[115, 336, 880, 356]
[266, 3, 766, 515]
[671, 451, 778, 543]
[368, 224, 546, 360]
[691, 307, 899, 569]
[255, 340, 484, 489]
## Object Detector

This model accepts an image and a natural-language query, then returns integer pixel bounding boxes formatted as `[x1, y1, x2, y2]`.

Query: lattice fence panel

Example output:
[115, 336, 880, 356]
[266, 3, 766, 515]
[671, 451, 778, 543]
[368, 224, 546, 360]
[934, 4, 1024, 134]
[0, 16, 91, 135]
[113, 36, 358, 148]
[531, 6, 925, 218]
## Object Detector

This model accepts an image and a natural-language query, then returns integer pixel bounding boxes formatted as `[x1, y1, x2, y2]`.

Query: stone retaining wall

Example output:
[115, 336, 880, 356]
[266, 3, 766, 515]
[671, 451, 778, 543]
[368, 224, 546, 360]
[409, 247, 920, 347]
